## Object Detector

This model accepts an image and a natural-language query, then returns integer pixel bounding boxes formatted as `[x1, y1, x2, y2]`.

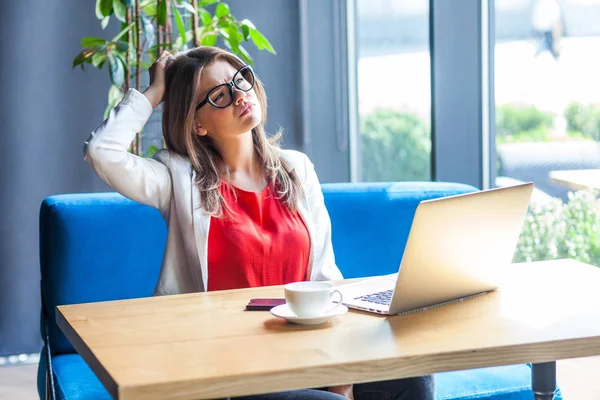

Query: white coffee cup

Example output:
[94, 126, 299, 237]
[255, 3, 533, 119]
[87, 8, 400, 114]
[284, 282, 343, 318]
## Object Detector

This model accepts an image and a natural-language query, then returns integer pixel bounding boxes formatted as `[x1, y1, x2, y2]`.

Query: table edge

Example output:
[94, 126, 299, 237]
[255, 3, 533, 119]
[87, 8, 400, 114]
[117, 335, 600, 399]
[56, 307, 120, 399]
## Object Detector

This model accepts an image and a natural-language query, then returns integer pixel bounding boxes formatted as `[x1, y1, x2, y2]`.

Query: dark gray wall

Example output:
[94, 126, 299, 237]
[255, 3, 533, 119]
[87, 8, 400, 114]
[227, 0, 302, 151]
[0, 1, 115, 355]
[431, 0, 484, 189]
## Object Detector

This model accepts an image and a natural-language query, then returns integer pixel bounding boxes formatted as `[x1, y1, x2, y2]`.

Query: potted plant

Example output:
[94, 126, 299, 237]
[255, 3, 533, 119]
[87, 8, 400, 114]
[74, 0, 275, 155]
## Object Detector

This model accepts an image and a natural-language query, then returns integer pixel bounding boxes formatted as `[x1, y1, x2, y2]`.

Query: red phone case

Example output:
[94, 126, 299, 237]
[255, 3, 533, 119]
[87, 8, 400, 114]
[245, 298, 286, 311]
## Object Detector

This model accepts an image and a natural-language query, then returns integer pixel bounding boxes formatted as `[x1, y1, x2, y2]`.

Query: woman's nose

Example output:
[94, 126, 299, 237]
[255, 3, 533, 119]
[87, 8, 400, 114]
[233, 87, 247, 105]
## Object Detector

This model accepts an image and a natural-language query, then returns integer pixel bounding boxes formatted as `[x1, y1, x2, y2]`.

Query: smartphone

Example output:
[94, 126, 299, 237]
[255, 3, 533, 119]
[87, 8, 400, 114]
[245, 298, 286, 311]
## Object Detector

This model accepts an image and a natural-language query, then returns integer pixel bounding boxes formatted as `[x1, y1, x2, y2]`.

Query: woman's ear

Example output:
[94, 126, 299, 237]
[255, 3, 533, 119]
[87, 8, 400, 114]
[193, 124, 208, 137]
[193, 115, 208, 137]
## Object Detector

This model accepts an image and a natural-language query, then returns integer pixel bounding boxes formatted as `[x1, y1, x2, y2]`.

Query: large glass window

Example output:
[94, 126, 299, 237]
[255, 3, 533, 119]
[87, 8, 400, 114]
[355, 0, 431, 182]
[494, 0, 600, 266]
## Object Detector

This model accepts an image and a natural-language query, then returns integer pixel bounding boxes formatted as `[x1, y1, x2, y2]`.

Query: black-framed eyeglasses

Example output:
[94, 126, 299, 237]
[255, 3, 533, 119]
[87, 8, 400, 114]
[195, 65, 255, 111]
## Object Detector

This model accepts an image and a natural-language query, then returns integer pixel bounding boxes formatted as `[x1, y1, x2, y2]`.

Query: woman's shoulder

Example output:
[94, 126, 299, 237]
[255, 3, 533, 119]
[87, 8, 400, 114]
[153, 148, 192, 175]
[279, 149, 311, 173]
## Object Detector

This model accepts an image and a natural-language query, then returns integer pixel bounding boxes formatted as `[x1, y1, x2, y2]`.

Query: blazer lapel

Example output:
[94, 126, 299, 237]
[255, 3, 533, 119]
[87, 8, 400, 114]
[191, 170, 210, 291]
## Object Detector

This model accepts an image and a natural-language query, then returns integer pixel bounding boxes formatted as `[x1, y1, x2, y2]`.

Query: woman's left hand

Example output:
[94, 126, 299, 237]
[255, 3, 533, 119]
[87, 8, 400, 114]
[328, 384, 354, 399]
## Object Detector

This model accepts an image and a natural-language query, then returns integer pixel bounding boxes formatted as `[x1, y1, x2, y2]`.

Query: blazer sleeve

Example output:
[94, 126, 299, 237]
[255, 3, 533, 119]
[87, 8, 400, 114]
[303, 155, 344, 281]
[84, 88, 172, 212]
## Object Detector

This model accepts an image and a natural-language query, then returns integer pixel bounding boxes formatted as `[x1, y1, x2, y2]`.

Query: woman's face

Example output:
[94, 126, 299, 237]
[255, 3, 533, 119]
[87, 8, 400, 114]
[193, 60, 262, 140]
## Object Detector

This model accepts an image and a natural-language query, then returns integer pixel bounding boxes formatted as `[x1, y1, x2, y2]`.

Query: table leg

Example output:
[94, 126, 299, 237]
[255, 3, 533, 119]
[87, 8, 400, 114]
[532, 362, 557, 400]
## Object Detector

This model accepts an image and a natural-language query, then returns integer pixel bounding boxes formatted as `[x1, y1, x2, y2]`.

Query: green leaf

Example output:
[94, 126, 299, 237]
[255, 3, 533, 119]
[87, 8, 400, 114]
[81, 36, 106, 47]
[239, 19, 256, 30]
[113, 41, 129, 52]
[111, 21, 135, 42]
[143, 3, 157, 16]
[241, 24, 250, 41]
[181, 2, 196, 15]
[199, 8, 212, 26]
[174, 31, 194, 50]
[92, 51, 108, 67]
[200, 32, 217, 46]
[121, 0, 133, 7]
[113, 0, 127, 22]
[108, 53, 125, 87]
[97, 0, 113, 18]
[218, 27, 229, 40]
[215, 2, 230, 18]
[227, 22, 241, 49]
[101, 16, 111, 29]
[141, 14, 156, 48]
[217, 18, 229, 29]
[157, 0, 167, 26]
[105, 84, 125, 119]
[72, 48, 98, 69]
[114, 52, 129, 80]
[199, 0, 219, 6]
[96, 0, 105, 19]
[236, 44, 253, 64]
[173, 6, 187, 47]
[249, 29, 276, 54]
[145, 144, 160, 158]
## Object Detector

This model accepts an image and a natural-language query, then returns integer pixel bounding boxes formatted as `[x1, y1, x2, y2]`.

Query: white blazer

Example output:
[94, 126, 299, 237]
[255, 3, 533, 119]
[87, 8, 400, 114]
[84, 88, 343, 296]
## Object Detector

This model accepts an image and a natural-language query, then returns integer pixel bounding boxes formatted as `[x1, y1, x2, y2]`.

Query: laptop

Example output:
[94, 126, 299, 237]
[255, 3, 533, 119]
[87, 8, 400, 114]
[338, 182, 534, 316]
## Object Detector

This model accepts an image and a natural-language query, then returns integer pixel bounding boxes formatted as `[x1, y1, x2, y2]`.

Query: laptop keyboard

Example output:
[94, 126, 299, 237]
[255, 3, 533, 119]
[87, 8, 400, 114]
[355, 289, 393, 306]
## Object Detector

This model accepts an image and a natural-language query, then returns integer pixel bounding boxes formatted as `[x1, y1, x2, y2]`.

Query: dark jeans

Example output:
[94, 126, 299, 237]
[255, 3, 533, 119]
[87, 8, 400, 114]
[228, 375, 434, 400]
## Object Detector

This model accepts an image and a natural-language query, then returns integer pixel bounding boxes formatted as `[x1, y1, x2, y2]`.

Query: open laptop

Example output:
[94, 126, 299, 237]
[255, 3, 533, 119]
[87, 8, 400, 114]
[338, 182, 534, 316]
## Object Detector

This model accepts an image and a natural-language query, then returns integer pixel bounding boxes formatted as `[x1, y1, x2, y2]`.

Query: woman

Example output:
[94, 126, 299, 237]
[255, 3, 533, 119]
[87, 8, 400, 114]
[84, 46, 434, 400]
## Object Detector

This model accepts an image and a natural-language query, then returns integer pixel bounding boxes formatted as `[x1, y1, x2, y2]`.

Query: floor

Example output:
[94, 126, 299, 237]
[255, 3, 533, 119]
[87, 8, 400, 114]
[2, 357, 600, 399]
[0, 363, 38, 400]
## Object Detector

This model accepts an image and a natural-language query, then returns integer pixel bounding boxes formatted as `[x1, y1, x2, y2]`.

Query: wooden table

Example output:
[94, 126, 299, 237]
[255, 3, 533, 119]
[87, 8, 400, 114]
[57, 259, 600, 400]
[549, 169, 600, 191]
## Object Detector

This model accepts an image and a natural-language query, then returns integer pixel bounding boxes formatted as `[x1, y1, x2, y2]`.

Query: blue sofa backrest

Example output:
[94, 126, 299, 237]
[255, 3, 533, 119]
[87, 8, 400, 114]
[39, 182, 476, 355]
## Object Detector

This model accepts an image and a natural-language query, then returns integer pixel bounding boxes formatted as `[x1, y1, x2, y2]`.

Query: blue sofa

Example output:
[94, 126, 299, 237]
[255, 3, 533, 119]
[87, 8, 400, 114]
[37, 182, 562, 400]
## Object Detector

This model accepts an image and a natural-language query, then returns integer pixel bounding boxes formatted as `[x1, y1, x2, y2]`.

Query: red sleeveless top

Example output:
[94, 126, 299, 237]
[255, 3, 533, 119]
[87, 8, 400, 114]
[207, 182, 310, 291]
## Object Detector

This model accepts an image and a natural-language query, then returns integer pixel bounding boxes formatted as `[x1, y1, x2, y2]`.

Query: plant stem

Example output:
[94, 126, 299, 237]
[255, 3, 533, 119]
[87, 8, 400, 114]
[125, 8, 132, 92]
[126, 7, 133, 153]
[165, 0, 172, 49]
[157, 0, 163, 53]
[192, 0, 199, 47]
[135, 0, 142, 155]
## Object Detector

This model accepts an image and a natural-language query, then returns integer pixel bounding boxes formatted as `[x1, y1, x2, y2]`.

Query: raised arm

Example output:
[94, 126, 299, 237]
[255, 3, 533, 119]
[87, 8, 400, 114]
[84, 52, 174, 212]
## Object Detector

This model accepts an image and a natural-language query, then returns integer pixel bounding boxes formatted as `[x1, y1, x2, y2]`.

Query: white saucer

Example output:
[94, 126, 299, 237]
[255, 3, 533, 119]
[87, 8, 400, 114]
[270, 303, 348, 325]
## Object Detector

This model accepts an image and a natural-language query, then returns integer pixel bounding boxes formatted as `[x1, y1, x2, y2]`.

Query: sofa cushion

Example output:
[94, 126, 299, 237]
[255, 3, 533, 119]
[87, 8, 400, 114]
[40, 354, 561, 400]
[40, 193, 167, 355]
[323, 182, 477, 279]
[38, 353, 112, 400]
[436, 365, 562, 400]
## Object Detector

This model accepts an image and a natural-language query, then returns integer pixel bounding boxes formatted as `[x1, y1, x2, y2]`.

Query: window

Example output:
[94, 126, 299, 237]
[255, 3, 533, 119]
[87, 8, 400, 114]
[355, 0, 431, 182]
[494, 0, 600, 266]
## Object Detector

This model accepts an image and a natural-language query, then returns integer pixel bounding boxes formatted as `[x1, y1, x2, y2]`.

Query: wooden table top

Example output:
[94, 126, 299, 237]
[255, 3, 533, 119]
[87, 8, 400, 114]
[549, 169, 600, 191]
[57, 259, 600, 400]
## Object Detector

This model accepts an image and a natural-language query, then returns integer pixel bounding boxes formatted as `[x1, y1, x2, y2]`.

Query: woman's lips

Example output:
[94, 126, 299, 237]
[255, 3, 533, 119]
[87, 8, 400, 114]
[240, 103, 254, 117]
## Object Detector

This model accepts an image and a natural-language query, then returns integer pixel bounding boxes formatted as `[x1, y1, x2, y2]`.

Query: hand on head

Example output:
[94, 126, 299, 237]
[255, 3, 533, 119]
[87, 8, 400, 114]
[144, 51, 176, 108]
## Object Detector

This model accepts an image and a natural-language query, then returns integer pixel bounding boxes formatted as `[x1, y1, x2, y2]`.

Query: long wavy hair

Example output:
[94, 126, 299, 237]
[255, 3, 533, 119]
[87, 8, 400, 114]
[162, 46, 302, 216]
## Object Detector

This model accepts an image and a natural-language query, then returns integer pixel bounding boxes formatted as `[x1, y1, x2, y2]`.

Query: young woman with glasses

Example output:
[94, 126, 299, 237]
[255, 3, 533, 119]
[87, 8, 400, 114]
[84, 46, 434, 400]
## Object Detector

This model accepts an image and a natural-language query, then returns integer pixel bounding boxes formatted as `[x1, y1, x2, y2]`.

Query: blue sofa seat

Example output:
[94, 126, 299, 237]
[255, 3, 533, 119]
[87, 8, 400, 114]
[38, 182, 562, 400]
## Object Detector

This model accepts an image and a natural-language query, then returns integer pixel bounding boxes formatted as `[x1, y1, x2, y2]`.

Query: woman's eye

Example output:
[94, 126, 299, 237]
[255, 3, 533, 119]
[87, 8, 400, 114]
[215, 93, 224, 100]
